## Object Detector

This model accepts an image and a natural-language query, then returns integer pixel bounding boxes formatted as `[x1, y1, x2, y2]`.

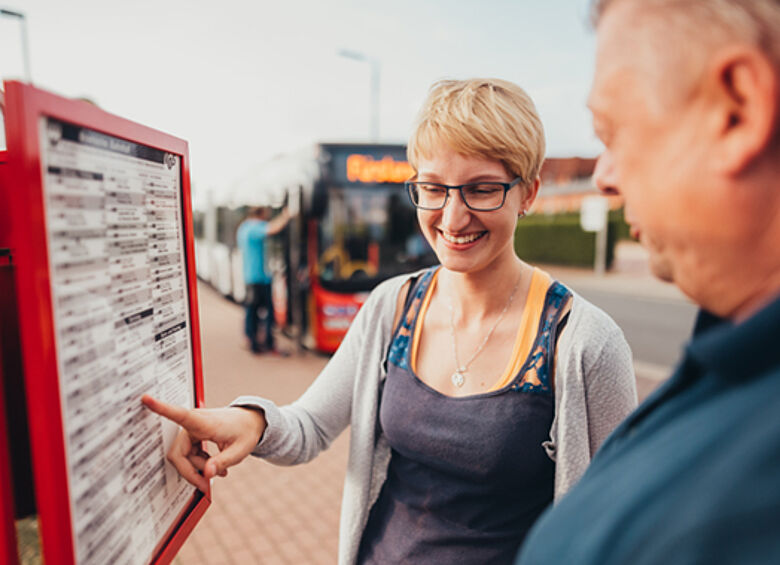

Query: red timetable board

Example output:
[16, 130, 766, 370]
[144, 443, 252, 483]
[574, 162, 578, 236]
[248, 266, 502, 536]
[0, 81, 209, 565]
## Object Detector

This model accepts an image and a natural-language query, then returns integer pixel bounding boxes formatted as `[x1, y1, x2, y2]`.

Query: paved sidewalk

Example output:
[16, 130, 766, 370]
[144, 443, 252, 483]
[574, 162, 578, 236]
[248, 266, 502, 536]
[174, 284, 344, 565]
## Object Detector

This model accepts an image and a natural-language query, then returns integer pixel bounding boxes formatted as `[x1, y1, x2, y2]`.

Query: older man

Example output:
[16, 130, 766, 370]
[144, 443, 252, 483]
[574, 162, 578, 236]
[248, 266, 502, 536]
[517, 1, 780, 564]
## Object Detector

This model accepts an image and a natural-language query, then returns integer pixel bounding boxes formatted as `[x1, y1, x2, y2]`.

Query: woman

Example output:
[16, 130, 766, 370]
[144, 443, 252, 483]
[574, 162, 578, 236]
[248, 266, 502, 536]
[143, 78, 637, 564]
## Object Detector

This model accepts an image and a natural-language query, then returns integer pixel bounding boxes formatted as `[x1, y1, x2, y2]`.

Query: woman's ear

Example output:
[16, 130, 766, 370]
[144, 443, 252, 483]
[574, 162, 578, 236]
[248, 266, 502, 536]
[521, 176, 541, 215]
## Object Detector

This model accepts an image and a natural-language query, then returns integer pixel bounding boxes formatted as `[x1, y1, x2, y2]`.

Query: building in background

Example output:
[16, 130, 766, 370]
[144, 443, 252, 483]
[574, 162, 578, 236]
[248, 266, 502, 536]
[533, 157, 623, 214]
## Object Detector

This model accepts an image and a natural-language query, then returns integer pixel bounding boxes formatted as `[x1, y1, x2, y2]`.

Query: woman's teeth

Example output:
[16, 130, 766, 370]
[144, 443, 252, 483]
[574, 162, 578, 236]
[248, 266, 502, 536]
[441, 231, 485, 244]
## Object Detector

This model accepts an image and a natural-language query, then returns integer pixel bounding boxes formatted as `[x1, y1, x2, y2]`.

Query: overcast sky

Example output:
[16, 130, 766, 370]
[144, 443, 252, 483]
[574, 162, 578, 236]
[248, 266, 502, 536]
[1, 0, 602, 196]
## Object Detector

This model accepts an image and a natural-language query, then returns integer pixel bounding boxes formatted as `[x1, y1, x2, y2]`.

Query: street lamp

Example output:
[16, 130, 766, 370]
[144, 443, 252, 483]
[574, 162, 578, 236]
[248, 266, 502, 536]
[338, 49, 380, 142]
[0, 8, 32, 83]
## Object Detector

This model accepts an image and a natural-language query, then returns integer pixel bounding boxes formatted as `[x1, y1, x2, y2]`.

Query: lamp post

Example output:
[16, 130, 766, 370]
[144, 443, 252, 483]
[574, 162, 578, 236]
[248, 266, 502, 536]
[0, 8, 32, 83]
[338, 49, 380, 142]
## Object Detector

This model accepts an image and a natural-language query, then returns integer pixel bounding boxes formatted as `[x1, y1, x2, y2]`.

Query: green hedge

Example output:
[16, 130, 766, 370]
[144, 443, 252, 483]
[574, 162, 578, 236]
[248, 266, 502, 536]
[609, 208, 632, 241]
[514, 209, 631, 268]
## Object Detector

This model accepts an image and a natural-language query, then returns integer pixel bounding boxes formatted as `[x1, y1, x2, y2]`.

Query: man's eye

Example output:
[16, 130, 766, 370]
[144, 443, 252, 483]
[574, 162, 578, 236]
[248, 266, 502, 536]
[419, 184, 445, 193]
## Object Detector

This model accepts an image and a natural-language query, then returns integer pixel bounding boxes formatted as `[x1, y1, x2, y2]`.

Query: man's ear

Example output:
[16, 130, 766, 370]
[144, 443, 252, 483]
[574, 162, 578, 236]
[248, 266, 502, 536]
[709, 46, 779, 175]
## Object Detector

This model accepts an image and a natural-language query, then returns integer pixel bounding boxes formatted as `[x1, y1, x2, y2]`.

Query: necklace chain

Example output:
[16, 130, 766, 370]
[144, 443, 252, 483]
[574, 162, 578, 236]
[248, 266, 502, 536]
[447, 274, 523, 388]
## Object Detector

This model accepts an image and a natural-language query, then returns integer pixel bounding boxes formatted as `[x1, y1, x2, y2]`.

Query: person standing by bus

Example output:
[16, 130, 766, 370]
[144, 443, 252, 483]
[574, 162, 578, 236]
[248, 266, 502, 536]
[237, 206, 289, 354]
[143, 78, 637, 564]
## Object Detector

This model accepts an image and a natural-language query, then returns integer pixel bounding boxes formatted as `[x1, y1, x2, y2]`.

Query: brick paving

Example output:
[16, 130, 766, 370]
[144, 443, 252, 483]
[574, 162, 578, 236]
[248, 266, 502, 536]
[173, 284, 344, 565]
[173, 280, 667, 564]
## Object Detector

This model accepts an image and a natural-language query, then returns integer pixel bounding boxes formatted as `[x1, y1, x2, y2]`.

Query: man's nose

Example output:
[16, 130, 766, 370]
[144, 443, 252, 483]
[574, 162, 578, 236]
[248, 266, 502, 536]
[593, 150, 620, 196]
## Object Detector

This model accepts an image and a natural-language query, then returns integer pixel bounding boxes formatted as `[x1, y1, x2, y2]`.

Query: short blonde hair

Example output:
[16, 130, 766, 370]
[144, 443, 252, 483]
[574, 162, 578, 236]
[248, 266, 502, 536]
[407, 78, 546, 183]
[591, 0, 780, 69]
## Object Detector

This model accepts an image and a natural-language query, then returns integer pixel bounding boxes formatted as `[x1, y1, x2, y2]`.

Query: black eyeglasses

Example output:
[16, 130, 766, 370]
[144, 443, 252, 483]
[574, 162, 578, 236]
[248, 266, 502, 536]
[405, 177, 523, 211]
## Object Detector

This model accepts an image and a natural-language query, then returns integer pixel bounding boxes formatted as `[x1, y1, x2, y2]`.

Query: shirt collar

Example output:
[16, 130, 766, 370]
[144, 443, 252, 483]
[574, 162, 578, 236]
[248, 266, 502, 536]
[687, 292, 780, 380]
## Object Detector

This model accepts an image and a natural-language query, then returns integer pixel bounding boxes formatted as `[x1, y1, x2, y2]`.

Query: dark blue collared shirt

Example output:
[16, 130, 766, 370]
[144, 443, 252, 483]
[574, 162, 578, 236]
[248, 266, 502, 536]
[516, 294, 780, 565]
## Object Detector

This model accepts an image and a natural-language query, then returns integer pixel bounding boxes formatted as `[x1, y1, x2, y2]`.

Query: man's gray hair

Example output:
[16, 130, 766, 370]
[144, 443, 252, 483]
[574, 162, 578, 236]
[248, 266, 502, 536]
[591, 0, 780, 67]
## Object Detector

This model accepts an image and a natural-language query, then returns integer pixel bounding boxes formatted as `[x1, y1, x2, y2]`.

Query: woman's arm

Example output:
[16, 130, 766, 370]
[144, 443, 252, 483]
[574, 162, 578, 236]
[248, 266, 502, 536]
[232, 277, 406, 465]
[551, 295, 637, 498]
[233, 292, 378, 465]
[582, 323, 637, 455]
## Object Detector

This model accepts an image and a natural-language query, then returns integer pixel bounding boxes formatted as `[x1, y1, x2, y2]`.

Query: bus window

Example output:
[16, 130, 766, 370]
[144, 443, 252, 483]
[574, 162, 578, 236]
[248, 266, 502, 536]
[216, 206, 244, 247]
[318, 186, 435, 288]
[192, 210, 205, 240]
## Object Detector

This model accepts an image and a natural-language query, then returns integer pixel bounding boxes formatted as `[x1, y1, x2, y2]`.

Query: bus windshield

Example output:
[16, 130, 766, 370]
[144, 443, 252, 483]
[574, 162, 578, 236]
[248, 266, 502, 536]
[318, 185, 436, 290]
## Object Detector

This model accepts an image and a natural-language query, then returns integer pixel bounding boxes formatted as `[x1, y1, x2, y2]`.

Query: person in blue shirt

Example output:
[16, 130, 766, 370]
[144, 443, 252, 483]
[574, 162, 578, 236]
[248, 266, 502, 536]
[236, 206, 289, 353]
[516, 1, 780, 564]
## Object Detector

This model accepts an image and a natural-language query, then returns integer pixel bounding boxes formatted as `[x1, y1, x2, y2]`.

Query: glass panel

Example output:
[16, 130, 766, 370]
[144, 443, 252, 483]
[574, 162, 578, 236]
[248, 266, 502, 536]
[318, 185, 436, 287]
[216, 206, 244, 247]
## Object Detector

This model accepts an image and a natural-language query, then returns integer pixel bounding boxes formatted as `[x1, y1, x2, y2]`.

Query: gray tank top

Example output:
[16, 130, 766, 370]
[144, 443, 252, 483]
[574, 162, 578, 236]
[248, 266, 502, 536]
[358, 268, 570, 564]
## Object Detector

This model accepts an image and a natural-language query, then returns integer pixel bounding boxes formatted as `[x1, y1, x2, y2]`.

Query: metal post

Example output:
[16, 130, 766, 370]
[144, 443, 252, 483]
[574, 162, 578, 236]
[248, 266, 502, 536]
[581, 195, 610, 276]
[0, 8, 32, 83]
[338, 49, 380, 141]
[288, 187, 303, 355]
[369, 59, 380, 141]
[594, 224, 607, 276]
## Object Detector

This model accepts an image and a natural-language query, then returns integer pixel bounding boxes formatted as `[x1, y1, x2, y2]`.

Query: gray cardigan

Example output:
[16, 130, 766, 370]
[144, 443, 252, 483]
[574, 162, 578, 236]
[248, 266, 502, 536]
[233, 272, 637, 565]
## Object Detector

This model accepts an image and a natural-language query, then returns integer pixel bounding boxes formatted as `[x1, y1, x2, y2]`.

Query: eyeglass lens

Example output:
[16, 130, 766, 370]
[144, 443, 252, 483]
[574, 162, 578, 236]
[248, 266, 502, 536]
[409, 182, 506, 210]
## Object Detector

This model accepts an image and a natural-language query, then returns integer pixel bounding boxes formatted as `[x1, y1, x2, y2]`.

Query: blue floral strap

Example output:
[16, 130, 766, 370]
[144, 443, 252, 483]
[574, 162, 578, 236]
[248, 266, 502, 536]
[386, 268, 437, 371]
[512, 281, 572, 394]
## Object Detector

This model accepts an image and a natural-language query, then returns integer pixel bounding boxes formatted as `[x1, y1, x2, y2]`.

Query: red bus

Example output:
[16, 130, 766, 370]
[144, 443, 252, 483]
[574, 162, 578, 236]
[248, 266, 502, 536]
[195, 143, 437, 353]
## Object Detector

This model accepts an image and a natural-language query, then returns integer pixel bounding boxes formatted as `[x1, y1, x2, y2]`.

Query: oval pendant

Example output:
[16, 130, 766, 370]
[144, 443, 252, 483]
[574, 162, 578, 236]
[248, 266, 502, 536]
[451, 371, 465, 388]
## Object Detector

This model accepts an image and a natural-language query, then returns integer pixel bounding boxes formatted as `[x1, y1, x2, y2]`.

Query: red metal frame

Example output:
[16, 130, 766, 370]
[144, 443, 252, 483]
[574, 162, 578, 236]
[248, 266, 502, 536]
[0, 348, 21, 565]
[0, 254, 21, 565]
[0, 143, 19, 565]
[0, 81, 208, 565]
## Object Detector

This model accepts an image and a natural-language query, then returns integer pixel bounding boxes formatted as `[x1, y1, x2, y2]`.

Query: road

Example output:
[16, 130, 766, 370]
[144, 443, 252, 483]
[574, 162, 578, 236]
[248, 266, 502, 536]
[549, 272, 700, 398]
[575, 288, 699, 369]
[541, 264, 700, 397]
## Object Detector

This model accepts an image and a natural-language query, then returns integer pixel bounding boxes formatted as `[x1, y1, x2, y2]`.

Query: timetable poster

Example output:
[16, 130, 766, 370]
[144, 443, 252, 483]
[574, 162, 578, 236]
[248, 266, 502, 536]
[39, 116, 196, 565]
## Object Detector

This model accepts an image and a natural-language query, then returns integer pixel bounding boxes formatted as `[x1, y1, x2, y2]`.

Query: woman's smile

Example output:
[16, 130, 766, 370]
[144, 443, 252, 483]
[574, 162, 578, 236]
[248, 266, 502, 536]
[438, 229, 488, 246]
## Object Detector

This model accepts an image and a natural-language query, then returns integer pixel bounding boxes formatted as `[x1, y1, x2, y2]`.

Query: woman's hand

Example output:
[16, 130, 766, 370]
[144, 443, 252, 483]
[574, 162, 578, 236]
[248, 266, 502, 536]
[141, 395, 267, 493]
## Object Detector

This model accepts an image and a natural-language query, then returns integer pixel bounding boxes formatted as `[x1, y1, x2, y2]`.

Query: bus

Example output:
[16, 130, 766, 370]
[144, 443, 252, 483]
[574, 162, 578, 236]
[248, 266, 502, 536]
[194, 143, 438, 353]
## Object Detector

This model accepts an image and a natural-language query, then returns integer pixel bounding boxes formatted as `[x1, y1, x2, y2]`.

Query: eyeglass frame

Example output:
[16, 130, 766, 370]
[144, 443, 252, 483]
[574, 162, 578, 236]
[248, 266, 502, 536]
[404, 176, 525, 211]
